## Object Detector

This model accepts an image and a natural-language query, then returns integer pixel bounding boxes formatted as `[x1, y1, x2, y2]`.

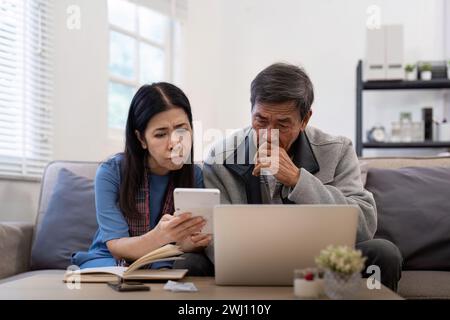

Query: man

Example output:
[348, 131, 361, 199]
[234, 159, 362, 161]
[203, 63, 402, 291]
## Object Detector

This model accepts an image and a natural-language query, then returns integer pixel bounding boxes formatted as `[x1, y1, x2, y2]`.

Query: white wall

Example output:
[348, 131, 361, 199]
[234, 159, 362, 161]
[52, 0, 122, 162]
[183, 0, 448, 157]
[0, 179, 40, 222]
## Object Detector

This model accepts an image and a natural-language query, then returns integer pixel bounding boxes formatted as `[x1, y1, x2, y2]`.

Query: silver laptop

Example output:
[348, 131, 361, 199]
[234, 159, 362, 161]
[213, 205, 358, 286]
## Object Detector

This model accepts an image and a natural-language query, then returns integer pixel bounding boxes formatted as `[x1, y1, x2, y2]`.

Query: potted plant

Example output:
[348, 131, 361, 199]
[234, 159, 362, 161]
[447, 60, 450, 79]
[420, 63, 432, 80]
[404, 64, 416, 81]
[315, 245, 366, 299]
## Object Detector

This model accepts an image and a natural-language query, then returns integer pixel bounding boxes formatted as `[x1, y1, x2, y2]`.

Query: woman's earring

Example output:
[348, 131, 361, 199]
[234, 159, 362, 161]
[142, 145, 147, 150]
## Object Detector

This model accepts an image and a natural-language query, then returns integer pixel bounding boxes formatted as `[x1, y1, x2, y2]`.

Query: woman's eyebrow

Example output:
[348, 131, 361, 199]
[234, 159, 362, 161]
[174, 122, 188, 128]
[153, 126, 168, 132]
[153, 122, 188, 132]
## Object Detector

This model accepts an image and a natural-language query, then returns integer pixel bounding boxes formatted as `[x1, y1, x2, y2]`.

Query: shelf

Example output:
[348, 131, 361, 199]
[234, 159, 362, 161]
[355, 60, 450, 156]
[363, 142, 450, 149]
[363, 79, 450, 90]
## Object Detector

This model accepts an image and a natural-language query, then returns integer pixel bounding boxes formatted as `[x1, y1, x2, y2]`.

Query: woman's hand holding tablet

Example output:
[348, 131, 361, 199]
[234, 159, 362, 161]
[173, 188, 221, 234]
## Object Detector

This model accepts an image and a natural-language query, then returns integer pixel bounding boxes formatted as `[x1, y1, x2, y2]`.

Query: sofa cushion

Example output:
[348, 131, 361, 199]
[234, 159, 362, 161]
[399, 270, 450, 299]
[30, 168, 98, 270]
[0, 222, 34, 279]
[34, 161, 99, 243]
[360, 156, 450, 170]
[365, 166, 450, 270]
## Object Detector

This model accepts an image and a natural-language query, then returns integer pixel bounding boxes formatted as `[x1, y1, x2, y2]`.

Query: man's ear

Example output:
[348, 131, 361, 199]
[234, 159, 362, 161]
[135, 130, 147, 149]
[300, 110, 312, 130]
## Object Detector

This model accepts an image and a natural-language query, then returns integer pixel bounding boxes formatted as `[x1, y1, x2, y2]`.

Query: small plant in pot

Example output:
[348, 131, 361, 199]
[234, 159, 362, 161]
[315, 245, 366, 299]
[420, 63, 433, 80]
[404, 64, 416, 81]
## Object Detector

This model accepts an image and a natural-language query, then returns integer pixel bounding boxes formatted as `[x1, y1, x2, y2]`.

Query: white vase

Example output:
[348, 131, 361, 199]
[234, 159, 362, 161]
[421, 70, 432, 80]
[323, 270, 361, 300]
[405, 72, 416, 81]
[439, 123, 450, 141]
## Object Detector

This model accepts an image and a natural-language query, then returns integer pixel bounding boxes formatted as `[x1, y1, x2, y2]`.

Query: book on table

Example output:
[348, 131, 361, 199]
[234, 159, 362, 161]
[63, 244, 187, 283]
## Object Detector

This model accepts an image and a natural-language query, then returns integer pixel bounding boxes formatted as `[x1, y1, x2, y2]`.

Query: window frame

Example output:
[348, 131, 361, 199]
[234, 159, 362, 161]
[107, 0, 175, 137]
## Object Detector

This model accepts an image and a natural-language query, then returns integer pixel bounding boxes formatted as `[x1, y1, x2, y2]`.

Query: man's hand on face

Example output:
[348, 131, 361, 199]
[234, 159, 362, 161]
[252, 140, 300, 187]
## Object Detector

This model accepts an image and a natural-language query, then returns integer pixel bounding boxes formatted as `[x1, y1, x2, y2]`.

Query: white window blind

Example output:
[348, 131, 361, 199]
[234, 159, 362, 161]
[0, 0, 53, 179]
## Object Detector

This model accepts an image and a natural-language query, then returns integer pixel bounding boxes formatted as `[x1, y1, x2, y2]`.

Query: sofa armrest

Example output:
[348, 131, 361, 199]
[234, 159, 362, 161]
[0, 221, 34, 280]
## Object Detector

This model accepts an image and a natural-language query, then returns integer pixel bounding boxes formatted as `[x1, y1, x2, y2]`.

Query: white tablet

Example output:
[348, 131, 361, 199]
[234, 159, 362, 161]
[173, 188, 220, 234]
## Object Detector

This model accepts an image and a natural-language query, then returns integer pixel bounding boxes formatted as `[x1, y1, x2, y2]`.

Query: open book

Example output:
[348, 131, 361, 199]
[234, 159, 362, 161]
[64, 244, 188, 283]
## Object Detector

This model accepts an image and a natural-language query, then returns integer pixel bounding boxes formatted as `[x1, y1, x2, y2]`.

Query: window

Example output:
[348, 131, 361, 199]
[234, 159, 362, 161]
[107, 0, 179, 131]
[0, 0, 53, 179]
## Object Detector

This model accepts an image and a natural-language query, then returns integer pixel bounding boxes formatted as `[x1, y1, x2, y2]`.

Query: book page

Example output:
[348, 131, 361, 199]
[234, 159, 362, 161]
[75, 266, 127, 277]
[66, 274, 119, 283]
[63, 268, 189, 282]
[63, 245, 184, 281]
[123, 269, 188, 280]
[63, 266, 126, 282]
[125, 244, 183, 274]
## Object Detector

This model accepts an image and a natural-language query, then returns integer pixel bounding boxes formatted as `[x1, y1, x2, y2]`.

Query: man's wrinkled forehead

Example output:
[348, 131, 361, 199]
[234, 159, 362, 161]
[252, 101, 299, 118]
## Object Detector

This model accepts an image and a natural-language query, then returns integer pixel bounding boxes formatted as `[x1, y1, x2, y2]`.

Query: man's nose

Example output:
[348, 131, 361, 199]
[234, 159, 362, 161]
[265, 126, 276, 141]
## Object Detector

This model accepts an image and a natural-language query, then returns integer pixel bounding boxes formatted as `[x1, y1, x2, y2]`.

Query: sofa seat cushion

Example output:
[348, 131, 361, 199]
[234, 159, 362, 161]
[365, 166, 450, 270]
[399, 271, 450, 299]
[0, 269, 63, 285]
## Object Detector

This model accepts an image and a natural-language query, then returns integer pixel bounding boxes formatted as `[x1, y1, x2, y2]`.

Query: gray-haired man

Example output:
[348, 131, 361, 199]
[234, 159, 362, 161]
[203, 63, 402, 291]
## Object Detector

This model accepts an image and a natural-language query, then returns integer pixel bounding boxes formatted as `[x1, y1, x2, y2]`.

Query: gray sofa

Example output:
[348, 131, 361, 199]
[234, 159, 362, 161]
[1, 157, 450, 299]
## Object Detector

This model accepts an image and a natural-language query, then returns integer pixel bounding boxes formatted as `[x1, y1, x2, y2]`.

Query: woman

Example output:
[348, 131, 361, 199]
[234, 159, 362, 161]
[72, 83, 213, 276]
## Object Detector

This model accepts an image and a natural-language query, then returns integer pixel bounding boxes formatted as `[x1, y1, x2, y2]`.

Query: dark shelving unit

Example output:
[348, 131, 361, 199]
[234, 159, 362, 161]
[363, 79, 450, 90]
[356, 60, 450, 156]
[363, 141, 450, 149]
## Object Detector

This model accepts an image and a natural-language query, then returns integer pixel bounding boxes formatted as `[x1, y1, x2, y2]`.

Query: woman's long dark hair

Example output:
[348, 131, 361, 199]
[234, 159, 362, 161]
[119, 82, 194, 218]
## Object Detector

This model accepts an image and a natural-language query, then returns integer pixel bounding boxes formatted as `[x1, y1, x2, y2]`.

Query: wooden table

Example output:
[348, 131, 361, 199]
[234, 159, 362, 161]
[0, 270, 402, 300]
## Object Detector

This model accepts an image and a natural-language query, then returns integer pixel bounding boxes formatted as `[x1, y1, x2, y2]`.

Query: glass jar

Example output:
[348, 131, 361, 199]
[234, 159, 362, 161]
[399, 112, 413, 142]
[293, 268, 324, 299]
[412, 121, 424, 142]
[323, 269, 361, 300]
[390, 122, 402, 142]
